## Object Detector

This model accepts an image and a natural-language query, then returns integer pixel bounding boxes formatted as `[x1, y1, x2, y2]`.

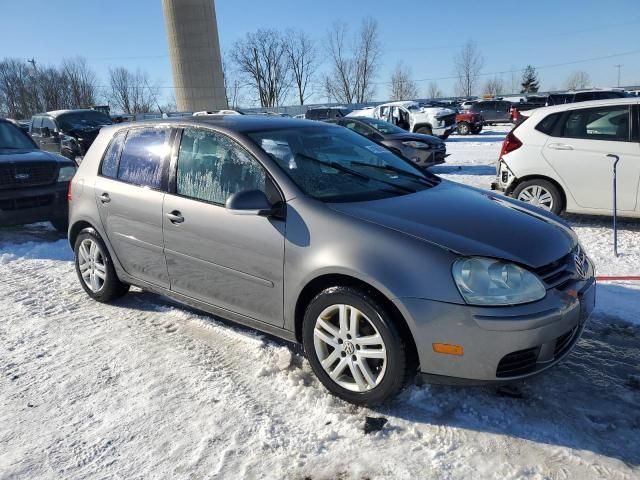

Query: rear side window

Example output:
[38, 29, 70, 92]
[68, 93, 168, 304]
[100, 131, 126, 178]
[31, 116, 42, 132]
[117, 127, 171, 189]
[535, 113, 561, 135]
[559, 106, 630, 141]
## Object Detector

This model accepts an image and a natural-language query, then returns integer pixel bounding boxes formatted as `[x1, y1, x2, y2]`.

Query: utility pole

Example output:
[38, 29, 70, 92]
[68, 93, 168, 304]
[614, 64, 623, 87]
[27, 58, 37, 70]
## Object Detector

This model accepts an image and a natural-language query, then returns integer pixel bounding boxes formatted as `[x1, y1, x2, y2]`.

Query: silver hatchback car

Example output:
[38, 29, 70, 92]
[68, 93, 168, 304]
[68, 116, 595, 405]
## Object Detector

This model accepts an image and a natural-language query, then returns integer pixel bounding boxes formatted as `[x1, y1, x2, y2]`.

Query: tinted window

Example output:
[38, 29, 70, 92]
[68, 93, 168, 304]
[176, 128, 269, 205]
[57, 111, 112, 131]
[535, 113, 562, 135]
[100, 131, 126, 178]
[344, 120, 374, 136]
[117, 128, 170, 189]
[560, 106, 630, 141]
[0, 121, 36, 149]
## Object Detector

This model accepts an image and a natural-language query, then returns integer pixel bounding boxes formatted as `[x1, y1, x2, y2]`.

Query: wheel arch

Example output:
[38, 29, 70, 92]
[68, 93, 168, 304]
[294, 273, 419, 370]
[413, 122, 433, 133]
[69, 220, 96, 248]
[509, 174, 567, 212]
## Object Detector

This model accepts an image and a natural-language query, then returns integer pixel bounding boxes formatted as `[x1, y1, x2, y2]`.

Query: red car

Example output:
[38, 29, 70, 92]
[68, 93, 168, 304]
[455, 111, 483, 135]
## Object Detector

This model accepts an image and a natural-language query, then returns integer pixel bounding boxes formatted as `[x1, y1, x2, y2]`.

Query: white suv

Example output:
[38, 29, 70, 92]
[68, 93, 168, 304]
[492, 98, 640, 218]
[352, 101, 457, 139]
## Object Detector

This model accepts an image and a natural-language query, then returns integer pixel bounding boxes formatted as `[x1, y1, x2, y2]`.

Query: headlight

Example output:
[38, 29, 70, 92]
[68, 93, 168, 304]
[402, 140, 431, 149]
[57, 166, 76, 182]
[452, 257, 546, 306]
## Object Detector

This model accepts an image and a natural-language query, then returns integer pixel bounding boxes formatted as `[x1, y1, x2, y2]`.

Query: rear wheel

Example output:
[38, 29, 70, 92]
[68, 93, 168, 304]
[457, 122, 470, 135]
[302, 286, 408, 406]
[74, 229, 129, 302]
[513, 179, 563, 215]
[416, 126, 433, 136]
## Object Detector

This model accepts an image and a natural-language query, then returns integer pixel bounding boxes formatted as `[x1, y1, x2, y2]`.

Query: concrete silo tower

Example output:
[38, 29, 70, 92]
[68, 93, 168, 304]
[162, 0, 228, 111]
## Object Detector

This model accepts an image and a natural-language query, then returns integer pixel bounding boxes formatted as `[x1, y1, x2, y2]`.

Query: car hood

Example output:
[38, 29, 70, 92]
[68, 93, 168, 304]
[0, 148, 71, 165]
[329, 181, 576, 269]
[385, 132, 444, 146]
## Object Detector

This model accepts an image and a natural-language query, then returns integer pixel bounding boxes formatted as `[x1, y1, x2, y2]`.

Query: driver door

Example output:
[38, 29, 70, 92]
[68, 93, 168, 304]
[163, 127, 286, 327]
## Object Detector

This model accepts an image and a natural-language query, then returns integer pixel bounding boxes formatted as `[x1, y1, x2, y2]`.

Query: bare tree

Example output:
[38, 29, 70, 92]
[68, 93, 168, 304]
[231, 29, 291, 108]
[36, 65, 69, 111]
[108, 67, 158, 114]
[389, 62, 418, 101]
[565, 71, 591, 90]
[324, 21, 356, 104]
[483, 76, 505, 97]
[0, 58, 41, 118]
[284, 30, 317, 105]
[62, 57, 97, 108]
[353, 18, 381, 103]
[454, 40, 484, 97]
[427, 81, 443, 99]
[324, 18, 382, 104]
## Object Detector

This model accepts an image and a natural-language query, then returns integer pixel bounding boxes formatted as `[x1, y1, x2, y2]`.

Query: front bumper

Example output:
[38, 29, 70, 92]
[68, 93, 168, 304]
[395, 275, 596, 384]
[0, 182, 69, 227]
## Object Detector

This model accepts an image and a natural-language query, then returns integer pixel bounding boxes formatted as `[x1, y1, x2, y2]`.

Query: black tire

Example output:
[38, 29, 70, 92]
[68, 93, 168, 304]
[302, 286, 409, 406]
[457, 122, 470, 135]
[74, 228, 129, 302]
[512, 179, 564, 215]
[471, 125, 482, 134]
[50, 218, 68, 234]
[416, 126, 433, 136]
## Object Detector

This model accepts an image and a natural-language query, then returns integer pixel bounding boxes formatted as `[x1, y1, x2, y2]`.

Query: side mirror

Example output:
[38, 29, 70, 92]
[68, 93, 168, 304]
[226, 189, 280, 217]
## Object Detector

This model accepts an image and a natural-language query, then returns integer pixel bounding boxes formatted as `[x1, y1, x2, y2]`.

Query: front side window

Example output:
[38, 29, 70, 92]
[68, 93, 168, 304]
[42, 117, 56, 132]
[176, 128, 268, 205]
[117, 128, 171, 189]
[560, 106, 630, 141]
[100, 131, 126, 178]
[248, 124, 438, 203]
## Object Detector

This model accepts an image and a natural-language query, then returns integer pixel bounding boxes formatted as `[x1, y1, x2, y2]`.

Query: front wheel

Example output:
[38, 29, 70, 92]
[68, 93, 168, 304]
[74, 229, 129, 302]
[457, 122, 470, 135]
[302, 286, 409, 405]
[512, 179, 563, 215]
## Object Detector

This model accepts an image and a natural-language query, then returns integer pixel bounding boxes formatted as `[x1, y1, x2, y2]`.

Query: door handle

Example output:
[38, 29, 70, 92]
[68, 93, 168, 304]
[548, 143, 574, 150]
[166, 211, 184, 224]
[99, 193, 111, 204]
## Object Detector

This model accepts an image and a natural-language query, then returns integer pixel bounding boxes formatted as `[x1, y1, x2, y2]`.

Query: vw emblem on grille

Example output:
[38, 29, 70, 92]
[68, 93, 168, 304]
[15, 173, 30, 180]
[574, 248, 587, 279]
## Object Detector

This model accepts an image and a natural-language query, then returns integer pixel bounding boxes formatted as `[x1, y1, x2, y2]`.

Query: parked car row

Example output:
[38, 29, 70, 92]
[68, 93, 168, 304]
[64, 115, 595, 405]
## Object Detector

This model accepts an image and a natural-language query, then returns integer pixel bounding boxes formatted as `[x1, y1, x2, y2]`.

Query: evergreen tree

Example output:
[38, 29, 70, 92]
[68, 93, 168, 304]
[520, 65, 540, 93]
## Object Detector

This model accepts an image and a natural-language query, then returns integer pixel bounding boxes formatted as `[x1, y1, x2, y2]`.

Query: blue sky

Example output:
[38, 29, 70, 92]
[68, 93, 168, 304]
[2, 0, 639, 106]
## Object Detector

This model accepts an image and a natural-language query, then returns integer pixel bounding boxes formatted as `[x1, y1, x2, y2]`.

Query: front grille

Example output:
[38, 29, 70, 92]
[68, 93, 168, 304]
[439, 114, 456, 127]
[554, 327, 577, 357]
[496, 346, 540, 377]
[0, 163, 57, 189]
[0, 194, 53, 211]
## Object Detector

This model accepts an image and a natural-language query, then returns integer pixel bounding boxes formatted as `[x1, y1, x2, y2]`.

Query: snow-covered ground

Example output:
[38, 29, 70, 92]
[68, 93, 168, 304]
[1, 128, 639, 480]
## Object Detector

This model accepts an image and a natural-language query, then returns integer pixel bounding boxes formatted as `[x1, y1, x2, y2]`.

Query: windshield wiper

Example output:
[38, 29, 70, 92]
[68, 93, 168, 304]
[348, 160, 437, 186]
[296, 153, 415, 193]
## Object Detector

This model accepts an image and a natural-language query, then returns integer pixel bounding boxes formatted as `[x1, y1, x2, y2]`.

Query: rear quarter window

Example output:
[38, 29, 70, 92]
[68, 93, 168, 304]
[535, 113, 562, 135]
[116, 128, 171, 189]
[100, 131, 126, 178]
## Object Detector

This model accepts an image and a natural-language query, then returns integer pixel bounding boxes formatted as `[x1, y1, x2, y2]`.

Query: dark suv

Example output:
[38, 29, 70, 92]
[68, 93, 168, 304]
[546, 90, 627, 106]
[0, 118, 76, 231]
[30, 109, 113, 164]
[469, 100, 512, 124]
[305, 107, 352, 121]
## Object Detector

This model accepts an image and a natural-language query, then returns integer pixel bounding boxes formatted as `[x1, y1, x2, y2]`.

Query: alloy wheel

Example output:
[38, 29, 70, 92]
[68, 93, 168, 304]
[77, 238, 106, 293]
[517, 185, 554, 211]
[313, 304, 387, 392]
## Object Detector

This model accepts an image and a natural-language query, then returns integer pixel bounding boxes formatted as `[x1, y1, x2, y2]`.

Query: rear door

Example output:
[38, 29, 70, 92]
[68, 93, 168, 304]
[477, 102, 496, 122]
[163, 127, 286, 326]
[94, 127, 173, 287]
[542, 103, 640, 212]
[29, 116, 43, 148]
[39, 117, 61, 153]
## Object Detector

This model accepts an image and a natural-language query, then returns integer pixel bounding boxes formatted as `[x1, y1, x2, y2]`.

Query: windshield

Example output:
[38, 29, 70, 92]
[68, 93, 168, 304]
[356, 117, 406, 135]
[0, 121, 36, 149]
[57, 111, 112, 131]
[247, 125, 439, 202]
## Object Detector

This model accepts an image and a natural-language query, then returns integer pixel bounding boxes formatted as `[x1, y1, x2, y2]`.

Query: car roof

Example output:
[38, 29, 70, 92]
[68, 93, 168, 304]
[528, 97, 639, 117]
[101, 114, 328, 134]
[36, 109, 101, 118]
[378, 101, 418, 108]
